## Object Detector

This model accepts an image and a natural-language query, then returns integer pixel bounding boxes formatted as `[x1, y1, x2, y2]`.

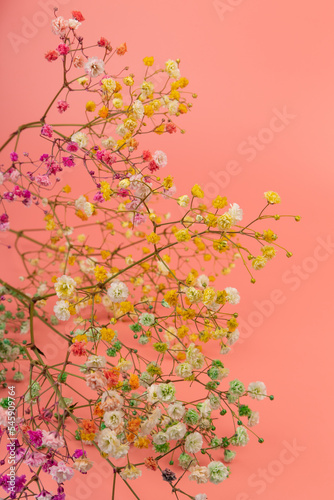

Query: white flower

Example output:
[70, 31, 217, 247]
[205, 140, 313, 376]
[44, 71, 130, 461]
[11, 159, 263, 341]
[227, 203, 243, 224]
[248, 411, 260, 427]
[132, 100, 144, 120]
[107, 281, 129, 303]
[224, 287, 240, 305]
[120, 464, 142, 480]
[113, 443, 130, 459]
[177, 195, 190, 207]
[226, 329, 240, 346]
[208, 461, 229, 484]
[85, 57, 105, 78]
[167, 401, 185, 421]
[185, 432, 203, 454]
[197, 274, 209, 289]
[71, 132, 88, 148]
[165, 59, 181, 79]
[140, 407, 161, 434]
[147, 384, 160, 404]
[186, 343, 205, 370]
[199, 399, 212, 418]
[166, 422, 187, 440]
[101, 136, 117, 149]
[0, 172, 4, 185]
[68, 18, 81, 30]
[194, 495, 208, 500]
[248, 381, 267, 400]
[54, 275, 76, 300]
[231, 427, 249, 447]
[116, 124, 129, 137]
[117, 358, 132, 373]
[189, 465, 210, 484]
[153, 150, 168, 168]
[153, 432, 168, 445]
[168, 100, 179, 115]
[157, 260, 170, 276]
[96, 428, 119, 454]
[49, 461, 74, 483]
[37, 283, 48, 296]
[86, 355, 106, 369]
[53, 300, 70, 321]
[175, 362, 193, 379]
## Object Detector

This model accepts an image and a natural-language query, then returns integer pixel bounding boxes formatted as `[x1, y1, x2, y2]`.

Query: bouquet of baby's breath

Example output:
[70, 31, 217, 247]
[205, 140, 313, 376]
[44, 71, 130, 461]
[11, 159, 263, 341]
[0, 9, 299, 500]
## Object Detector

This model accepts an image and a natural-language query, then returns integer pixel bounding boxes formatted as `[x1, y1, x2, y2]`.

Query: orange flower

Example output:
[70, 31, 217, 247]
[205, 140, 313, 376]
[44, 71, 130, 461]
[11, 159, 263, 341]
[81, 419, 96, 433]
[127, 417, 141, 433]
[104, 368, 120, 388]
[144, 457, 158, 471]
[93, 403, 104, 418]
[116, 43, 127, 55]
[129, 373, 139, 390]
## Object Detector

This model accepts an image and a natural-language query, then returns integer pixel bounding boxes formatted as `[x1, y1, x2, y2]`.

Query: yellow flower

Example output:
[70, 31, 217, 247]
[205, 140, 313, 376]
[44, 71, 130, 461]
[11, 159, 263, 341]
[123, 76, 134, 86]
[170, 90, 180, 100]
[144, 104, 154, 117]
[261, 245, 276, 260]
[120, 301, 134, 314]
[100, 181, 112, 201]
[163, 175, 173, 189]
[134, 436, 150, 448]
[217, 213, 233, 231]
[101, 250, 111, 260]
[178, 103, 188, 114]
[175, 229, 191, 242]
[216, 290, 227, 304]
[143, 56, 154, 66]
[146, 232, 161, 244]
[177, 325, 189, 339]
[85, 101, 96, 112]
[263, 229, 277, 243]
[178, 77, 189, 88]
[101, 77, 116, 93]
[193, 237, 205, 251]
[164, 290, 178, 307]
[78, 76, 88, 86]
[191, 184, 204, 198]
[101, 328, 116, 342]
[252, 256, 267, 270]
[213, 239, 228, 253]
[154, 124, 165, 134]
[94, 265, 107, 282]
[264, 191, 281, 204]
[212, 195, 227, 209]
[63, 185, 71, 193]
[202, 287, 216, 306]
[204, 213, 217, 227]
[227, 317, 238, 332]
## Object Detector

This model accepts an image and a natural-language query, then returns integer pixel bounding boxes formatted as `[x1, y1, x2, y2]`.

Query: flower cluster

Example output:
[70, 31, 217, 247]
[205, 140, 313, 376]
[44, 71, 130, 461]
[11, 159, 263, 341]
[0, 10, 299, 500]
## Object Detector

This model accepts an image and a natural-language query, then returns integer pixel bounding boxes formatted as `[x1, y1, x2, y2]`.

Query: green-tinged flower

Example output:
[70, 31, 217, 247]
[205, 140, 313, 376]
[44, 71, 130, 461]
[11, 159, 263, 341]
[184, 409, 199, 425]
[139, 313, 155, 327]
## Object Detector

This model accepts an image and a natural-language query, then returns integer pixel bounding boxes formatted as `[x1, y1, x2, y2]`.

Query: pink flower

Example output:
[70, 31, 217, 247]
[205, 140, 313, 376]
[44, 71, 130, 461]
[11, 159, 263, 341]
[10, 151, 18, 162]
[57, 44, 69, 56]
[41, 430, 65, 450]
[24, 451, 47, 468]
[66, 142, 79, 152]
[73, 55, 84, 68]
[41, 124, 53, 138]
[153, 150, 168, 168]
[57, 100, 69, 113]
[51, 17, 69, 36]
[85, 57, 105, 78]
[85, 371, 107, 391]
[36, 175, 51, 187]
[45, 50, 58, 62]
[49, 461, 74, 483]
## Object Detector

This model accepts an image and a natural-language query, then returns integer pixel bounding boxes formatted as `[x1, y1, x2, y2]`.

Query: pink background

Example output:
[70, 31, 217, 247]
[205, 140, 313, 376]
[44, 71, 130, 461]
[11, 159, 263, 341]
[1, 0, 334, 499]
